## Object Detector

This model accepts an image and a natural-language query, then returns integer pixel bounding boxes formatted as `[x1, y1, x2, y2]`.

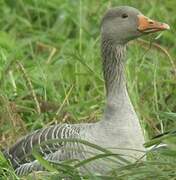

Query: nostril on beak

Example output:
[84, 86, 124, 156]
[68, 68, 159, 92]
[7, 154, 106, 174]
[148, 21, 154, 25]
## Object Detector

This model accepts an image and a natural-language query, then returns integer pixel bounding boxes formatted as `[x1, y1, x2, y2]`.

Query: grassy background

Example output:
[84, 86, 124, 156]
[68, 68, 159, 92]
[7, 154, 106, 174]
[0, 0, 176, 179]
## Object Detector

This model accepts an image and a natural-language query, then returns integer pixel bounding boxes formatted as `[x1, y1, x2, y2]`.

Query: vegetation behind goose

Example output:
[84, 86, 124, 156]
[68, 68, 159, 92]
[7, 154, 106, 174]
[3, 6, 170, 176]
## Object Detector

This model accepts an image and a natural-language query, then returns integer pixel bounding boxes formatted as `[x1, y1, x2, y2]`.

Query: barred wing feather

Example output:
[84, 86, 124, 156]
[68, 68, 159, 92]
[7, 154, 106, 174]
[3, 124, 81, 174]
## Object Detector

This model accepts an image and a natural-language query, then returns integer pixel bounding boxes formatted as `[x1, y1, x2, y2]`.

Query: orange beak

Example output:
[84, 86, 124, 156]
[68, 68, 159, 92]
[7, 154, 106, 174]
[137, 15, 170, 33]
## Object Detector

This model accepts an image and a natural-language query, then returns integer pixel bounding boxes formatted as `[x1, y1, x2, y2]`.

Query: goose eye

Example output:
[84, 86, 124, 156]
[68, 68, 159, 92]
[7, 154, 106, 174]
[121, 14, 128, 18]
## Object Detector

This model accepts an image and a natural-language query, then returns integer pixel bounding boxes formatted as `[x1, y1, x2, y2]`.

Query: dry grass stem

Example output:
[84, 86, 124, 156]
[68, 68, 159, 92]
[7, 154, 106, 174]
[17, 61, 41, 114]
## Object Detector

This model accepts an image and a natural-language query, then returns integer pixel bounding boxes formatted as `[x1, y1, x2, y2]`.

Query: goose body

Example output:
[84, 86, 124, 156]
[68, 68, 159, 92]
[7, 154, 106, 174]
[3, 6, 169, 176]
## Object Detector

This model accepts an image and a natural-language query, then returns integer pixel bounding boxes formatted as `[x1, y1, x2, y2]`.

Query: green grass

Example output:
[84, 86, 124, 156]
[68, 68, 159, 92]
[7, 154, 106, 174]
[0, 0, 176, 179]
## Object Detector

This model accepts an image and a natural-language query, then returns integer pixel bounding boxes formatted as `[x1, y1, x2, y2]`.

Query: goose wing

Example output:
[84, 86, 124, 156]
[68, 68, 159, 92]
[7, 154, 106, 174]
[3, 124, 81, 175]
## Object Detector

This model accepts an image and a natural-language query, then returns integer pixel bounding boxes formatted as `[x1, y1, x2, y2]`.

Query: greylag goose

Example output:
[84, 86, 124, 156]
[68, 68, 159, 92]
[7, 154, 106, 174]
[3, 6, 169, 176]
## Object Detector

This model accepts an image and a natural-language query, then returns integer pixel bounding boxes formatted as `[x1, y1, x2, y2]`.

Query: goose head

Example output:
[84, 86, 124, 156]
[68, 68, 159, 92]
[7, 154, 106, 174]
[101, 6, 170, 45]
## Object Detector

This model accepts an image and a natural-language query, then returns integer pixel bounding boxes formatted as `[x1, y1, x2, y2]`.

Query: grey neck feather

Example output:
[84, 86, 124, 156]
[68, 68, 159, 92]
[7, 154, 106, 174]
[101, 37, 136, 124]
[101, 38, 126, 97]
[97, 36, 145, 150]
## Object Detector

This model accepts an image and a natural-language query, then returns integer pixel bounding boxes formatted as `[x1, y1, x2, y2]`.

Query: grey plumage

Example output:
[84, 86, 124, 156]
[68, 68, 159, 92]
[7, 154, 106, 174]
[4, 124, 84, 175]
[3, 6, 169, 176]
